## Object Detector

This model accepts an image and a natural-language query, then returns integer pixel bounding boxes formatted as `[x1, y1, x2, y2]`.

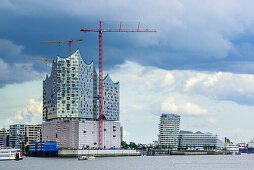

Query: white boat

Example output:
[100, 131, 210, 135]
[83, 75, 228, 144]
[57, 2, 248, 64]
[88, 156, 95, 160]
[78, 156, 95, 160]
[0, 148, 22, 161]
[78, 156, 88, 160]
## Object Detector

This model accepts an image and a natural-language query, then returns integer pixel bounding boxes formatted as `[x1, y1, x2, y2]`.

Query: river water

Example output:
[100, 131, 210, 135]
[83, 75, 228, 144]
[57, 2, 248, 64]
[1, 154, 254, 170]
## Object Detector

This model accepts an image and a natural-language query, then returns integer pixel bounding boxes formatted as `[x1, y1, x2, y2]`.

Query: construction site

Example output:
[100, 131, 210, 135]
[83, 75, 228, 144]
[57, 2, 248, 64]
[27, 21, 156, 156]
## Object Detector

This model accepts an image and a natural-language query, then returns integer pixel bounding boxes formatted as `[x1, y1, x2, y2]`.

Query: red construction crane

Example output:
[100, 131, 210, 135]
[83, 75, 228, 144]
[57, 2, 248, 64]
[80, 21, 156, 149]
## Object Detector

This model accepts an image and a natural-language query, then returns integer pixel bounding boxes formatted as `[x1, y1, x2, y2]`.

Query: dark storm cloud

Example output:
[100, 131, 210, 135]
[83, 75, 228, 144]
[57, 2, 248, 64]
[2, 0, 254, 88]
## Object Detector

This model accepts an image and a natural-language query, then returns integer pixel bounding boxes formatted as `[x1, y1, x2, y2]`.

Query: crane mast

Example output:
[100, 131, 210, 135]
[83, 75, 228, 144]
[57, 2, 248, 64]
[80, 21, 156, 149]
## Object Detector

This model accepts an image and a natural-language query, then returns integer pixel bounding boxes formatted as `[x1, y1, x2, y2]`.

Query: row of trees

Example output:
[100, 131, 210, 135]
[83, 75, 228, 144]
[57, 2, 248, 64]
[121, 141, 137, 149]
[121, 141, 217, 151]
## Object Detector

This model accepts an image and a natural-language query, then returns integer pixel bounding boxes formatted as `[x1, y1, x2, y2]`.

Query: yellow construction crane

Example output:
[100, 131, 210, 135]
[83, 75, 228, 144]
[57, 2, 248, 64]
[29, 39, 82, 62]
[40, 39, 82, 56]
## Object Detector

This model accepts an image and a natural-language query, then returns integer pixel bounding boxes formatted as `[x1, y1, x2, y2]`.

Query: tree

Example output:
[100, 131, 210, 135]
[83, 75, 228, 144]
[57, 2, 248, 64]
[162, 145, 167, 149]
[129, 142, 137, 149]
[121, 141, 128, 149]
[24, 145, 29, 152]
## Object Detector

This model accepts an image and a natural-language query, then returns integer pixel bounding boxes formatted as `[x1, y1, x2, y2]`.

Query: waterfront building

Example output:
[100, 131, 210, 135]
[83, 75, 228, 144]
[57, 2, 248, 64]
[43, 49, 119, 121]
[42, 49, 121, 149]
[158, 114, 180, 148]
[178, 131, 224, 149]
[42, 120, 120, 149]
[8, 124, 42, 148]
[9, 124, 26, 149]
[25, 125, 42, 145]
[0, 128, 9, 147]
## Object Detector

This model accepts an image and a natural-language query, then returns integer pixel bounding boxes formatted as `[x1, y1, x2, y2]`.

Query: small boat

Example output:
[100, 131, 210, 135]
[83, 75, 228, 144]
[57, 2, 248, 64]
[88, 156, 95, 160]
[78, 156, 96, 160]
[78, 156, 88, 160]
[0, 148, 23, 161]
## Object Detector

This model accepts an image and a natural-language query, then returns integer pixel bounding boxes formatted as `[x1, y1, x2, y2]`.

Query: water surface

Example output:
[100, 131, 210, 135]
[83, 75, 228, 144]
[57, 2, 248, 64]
[1, 154, 254, 170]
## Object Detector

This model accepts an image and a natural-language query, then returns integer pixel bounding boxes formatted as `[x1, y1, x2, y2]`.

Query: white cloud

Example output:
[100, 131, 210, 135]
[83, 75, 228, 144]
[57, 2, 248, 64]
[105, 61, 254, 143]
[161, 95, 209, 115]
[7, 98, 42, 125]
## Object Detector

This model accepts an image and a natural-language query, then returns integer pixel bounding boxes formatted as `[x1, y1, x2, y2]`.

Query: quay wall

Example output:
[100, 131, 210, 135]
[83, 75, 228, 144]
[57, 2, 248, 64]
[58, 149, 141, 157]
[170, 150, 232, 155]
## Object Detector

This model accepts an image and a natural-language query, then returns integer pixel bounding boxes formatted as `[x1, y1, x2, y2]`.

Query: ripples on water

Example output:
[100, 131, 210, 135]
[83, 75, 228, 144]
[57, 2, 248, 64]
[1, 154, 254, 170]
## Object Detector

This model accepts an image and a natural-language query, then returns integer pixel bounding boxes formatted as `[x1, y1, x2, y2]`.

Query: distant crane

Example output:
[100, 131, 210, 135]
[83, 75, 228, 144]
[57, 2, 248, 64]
[29, 58, 55, 62]
[29, 39, 82, 62]
[80, 21, 156, 149]
[41, 39, 82, 56]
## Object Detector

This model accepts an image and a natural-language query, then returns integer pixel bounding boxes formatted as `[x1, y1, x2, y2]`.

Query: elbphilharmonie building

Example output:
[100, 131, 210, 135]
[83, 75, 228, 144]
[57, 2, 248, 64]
[43, 49, 119, 121]
[42, 49, 120, 149]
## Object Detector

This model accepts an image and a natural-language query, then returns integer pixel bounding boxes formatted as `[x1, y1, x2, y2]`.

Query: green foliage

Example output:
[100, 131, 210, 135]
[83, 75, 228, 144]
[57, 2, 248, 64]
[154, 145, 160, 149]
[121, 141, 128, 149]
[129, 142, 137, 149]
[24, 145, 29, 152]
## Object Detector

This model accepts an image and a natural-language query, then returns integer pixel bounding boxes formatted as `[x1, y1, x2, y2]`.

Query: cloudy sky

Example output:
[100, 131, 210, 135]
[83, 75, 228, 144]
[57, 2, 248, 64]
[1, 0, 254, 144]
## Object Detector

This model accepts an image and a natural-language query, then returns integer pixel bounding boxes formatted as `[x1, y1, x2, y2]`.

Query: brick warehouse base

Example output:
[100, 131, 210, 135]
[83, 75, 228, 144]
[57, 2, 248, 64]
[42, 120, 121, 149]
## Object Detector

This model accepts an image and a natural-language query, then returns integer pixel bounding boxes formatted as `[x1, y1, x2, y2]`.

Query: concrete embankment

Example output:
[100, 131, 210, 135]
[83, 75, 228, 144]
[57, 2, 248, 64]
[58, 149, 141, 157]
[170, 150, 232, 155]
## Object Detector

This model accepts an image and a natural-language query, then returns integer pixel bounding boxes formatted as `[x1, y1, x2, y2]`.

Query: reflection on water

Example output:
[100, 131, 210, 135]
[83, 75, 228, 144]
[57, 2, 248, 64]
[1, 154, 254, 170]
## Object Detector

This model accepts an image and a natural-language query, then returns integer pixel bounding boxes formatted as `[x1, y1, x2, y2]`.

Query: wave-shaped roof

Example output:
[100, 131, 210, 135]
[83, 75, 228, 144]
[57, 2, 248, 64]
[103, 74, 119, 85]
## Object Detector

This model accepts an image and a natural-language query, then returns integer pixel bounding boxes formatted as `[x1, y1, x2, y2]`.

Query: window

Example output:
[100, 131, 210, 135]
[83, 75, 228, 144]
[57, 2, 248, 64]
[113, 135, 116, 137]
[83, 131, 86, 133]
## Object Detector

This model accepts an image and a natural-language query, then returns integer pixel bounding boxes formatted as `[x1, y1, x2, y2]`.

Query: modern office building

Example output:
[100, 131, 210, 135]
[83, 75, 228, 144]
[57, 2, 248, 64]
[158, 114, 180, 147]
[25, 125, 42, 145]
[0, 128, 9, 147]
[9, 124, 26, 148]
[42, 49, 121, 149]
[178, 131, 224, 149]
[42, 120, 120, 149]
[43, 49, 119, 121]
